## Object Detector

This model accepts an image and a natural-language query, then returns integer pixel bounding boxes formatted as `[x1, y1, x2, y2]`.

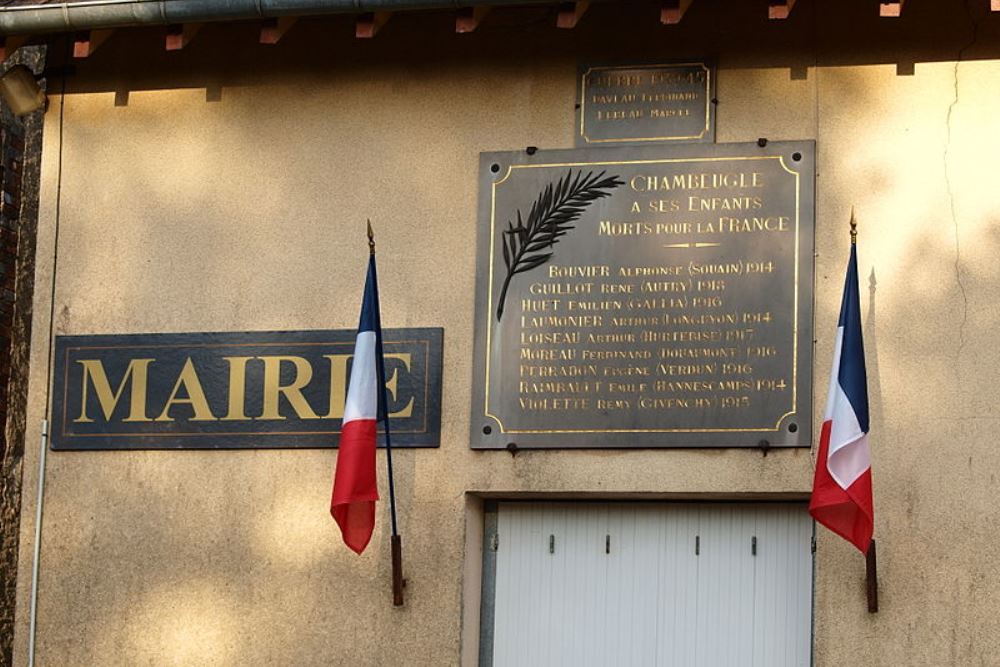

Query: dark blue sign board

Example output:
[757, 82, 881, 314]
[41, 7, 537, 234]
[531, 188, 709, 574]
[50, 329, 443, 450]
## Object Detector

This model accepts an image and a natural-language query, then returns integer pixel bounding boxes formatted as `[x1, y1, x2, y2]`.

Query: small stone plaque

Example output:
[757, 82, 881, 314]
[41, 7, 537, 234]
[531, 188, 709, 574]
[471, 142, 814, 449]
[576, 62, 716, 146]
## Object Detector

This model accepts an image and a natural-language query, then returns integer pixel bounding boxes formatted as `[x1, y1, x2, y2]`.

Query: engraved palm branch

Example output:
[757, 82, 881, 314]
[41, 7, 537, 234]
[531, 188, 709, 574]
[496, 169, 624, 321]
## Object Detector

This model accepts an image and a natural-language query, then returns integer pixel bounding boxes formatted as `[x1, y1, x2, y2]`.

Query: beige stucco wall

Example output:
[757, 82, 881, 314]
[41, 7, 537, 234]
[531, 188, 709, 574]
[11, 1, 1000, 664]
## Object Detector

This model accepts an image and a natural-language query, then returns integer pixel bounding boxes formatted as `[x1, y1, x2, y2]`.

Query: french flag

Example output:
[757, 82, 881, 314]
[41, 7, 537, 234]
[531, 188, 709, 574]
[331, 256, 382, 554]
[809, 243, 875, 554]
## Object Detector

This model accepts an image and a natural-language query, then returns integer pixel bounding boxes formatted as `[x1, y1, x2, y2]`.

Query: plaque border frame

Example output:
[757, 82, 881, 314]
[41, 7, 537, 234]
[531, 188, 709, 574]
[471, 142, 815, 449]
[576, 60, 717, 146]
[50, 328, 444, 450]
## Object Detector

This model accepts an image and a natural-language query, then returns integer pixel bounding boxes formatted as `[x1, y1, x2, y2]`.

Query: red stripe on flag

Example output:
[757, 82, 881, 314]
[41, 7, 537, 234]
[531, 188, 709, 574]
[331, 418, 379, 554]
[809, 420, 874, 553]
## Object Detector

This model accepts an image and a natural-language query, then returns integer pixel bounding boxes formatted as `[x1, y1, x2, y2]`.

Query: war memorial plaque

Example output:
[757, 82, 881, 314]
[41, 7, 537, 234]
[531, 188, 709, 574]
[470, 142, 814, 449]
[576, 62, 715, 146]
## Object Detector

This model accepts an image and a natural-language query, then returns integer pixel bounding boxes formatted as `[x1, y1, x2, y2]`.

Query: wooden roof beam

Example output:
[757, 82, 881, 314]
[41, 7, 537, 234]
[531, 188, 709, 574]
[456, 6, 491, 33]
[661, 0, 693, 25]
[73, 29, 114, 58]
[260, 16, 297, 44]
[356, 11, 391, 38]
[556, 1, 589, 29]
[768, 0, 796, 20]
[879, 0, 903, 17]
[165, 23, 202, 50]
[0, 36, 27, 62]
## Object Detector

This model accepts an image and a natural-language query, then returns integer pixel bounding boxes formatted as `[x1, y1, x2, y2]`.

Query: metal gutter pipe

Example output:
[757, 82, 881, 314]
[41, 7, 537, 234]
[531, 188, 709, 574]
[0, 0, 588, 36]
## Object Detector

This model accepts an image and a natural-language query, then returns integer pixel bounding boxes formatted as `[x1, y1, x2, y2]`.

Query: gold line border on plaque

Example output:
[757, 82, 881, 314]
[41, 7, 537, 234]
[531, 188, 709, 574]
[59, 338, 432, 440]
[484, 154, 803, 434]
[579, 63, 712, 144]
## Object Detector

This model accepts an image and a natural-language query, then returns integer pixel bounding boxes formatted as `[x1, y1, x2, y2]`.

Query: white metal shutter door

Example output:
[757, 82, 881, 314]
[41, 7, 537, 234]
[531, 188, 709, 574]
[751, 504, 814, 666]
[492, 503, 611, 667]
[489, 502, 812, 667]
[602, 504, 663, 666]
[694, 504, 757, 667]
[653, 503, 700, 666]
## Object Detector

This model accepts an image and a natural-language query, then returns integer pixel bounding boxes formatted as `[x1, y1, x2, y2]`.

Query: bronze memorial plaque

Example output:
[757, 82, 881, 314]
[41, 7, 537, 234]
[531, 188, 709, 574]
[576, 62, 715, 146]
[471, 142, 814, 449]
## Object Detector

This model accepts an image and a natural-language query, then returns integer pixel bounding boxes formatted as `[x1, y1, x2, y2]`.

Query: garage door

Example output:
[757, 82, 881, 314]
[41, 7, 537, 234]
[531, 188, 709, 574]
[479, 502, 813, 667]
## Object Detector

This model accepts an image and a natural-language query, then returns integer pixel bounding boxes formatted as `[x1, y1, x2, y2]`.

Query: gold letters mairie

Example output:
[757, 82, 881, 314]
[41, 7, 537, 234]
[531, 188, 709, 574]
[73, 353, 414, 424]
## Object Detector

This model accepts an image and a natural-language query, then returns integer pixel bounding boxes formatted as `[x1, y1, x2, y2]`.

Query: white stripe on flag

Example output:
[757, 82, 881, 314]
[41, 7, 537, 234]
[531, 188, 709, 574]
[822, 327, 844, 421]
[343, 331, 378, 423]
[828, 433, 871, 490]
[825, 327, 871, 489]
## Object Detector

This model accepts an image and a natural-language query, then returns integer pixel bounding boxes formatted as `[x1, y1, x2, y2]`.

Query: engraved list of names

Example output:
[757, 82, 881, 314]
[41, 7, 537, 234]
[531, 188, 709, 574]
[470, 142, 814, 449]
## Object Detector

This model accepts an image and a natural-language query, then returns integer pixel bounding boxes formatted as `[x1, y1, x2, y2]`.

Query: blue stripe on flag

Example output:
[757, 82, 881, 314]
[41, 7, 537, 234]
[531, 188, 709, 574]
[356, 254, 387, 420]
[836, 245, 870, 432]
[358, 256, 380, 334]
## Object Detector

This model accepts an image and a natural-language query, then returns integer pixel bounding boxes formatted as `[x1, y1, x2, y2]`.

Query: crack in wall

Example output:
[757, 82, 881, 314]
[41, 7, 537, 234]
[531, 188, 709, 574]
[945, 62, 968, 359]
[944, 0, 978, 374]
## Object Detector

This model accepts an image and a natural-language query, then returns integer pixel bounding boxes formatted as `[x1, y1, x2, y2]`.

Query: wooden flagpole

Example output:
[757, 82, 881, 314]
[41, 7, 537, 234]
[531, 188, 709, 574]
[866, 539, 878, 613]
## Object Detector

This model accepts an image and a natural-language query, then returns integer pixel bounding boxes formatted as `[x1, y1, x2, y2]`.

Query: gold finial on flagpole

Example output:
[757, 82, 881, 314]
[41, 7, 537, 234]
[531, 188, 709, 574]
[367, 219, 375, 255]
[850, 207, 857, 245]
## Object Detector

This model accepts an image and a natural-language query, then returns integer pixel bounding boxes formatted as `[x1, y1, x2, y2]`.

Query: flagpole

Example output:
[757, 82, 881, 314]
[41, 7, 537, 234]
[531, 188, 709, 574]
[866, 539, 878, 613]
[852, 209, 879, 614]
[368, 220, 405, 607]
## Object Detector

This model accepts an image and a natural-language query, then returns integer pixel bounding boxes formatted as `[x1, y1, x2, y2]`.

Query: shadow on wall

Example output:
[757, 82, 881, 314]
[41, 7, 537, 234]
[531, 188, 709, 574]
[24, 0, 1000, 664]
[37, 450, 432, 664]
[37, 0, 1000, 99]
[807, 50, 1000, 663]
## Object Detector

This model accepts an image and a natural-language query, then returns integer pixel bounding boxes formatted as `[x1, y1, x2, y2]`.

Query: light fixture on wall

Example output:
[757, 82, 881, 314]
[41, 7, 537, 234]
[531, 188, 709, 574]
[0, 65, 46, 116]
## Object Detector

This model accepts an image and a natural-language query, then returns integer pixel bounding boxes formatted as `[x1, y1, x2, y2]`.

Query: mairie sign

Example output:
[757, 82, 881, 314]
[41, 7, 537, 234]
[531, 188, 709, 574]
[50, 329, 443, 450]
